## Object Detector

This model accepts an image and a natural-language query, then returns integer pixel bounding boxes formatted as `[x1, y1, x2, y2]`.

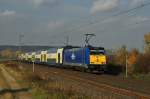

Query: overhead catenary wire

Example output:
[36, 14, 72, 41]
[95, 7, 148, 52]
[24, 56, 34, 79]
[66, 1, 150, 34]
[42, 2, 150, 45]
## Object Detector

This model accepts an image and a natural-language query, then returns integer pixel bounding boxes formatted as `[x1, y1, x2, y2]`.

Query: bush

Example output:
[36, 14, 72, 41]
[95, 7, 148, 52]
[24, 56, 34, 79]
[135, 53, 150, 74]
[106, 63, 122, 75]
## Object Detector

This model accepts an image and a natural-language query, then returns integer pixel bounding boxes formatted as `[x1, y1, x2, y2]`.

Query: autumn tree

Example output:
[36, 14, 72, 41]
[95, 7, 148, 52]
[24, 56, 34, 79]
[15, 50, 23, 58]
[0, 49, 15, 59]
[128, 48, 139, 74]
[114, 45, 127, 67]
[136, 53, 150, 73]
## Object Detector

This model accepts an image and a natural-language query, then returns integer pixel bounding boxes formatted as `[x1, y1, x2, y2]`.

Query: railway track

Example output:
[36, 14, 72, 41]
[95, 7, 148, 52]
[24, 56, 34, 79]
[24, 63, 150, 99]
[53, 71, 150, 99]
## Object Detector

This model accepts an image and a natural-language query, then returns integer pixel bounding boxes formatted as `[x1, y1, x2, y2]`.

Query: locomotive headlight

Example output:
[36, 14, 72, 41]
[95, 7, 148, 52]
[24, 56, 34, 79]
[102, 62, 106, 64]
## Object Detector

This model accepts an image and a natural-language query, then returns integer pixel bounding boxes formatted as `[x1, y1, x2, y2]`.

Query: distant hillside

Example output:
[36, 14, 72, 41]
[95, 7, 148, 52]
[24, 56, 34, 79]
[0, 45, 112, 55]
[0, 45, 59, 52]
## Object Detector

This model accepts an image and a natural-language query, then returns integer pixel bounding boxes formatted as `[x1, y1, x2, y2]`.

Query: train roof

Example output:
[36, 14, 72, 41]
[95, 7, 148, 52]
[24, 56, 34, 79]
[88, 46, 105, 50]
[63, 45, 80, 49]
[63, 45, 105, 50]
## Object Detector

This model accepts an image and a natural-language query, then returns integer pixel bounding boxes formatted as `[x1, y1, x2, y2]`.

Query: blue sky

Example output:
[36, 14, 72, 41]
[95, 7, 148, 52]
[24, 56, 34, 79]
[0, 0, 150, 51]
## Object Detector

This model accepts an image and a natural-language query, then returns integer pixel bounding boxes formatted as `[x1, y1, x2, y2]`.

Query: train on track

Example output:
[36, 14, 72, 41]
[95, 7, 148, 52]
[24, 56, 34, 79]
[19, 46, 107, 72]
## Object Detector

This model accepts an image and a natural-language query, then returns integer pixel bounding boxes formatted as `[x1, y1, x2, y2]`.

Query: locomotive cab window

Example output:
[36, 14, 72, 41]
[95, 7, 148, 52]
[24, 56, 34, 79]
[90, 50, 105, 55]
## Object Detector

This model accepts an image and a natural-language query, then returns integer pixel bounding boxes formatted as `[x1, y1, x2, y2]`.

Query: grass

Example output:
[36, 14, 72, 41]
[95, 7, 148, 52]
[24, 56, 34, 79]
[30, 81, 90, 99]
[3, 61, 145, 99]
[131, 73, 150, 81]
[24, 71, 91, 99]
[32, 88, 49, 99]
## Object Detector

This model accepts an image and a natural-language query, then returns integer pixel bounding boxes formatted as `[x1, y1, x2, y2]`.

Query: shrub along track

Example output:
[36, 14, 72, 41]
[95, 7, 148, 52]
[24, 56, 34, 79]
[5, 61, 150, 99]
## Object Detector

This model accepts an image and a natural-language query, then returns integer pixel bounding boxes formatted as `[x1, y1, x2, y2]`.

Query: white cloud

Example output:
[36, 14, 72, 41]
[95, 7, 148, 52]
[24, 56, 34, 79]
[131, 16, 150, 23]
[91, 0, 120, 14]
[31, 0, 43, 6]
[130, 0, 145, 7]
[0, 10, 16, 17]
[47, 21, 64, 30]
[30, 0, 62, 7]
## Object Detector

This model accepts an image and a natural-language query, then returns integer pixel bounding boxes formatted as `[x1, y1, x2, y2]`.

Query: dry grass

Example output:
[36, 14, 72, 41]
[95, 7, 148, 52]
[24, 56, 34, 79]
[25, 73, 133, 99]
[4, 61, 138, 99]
[26, 73, 91, 99]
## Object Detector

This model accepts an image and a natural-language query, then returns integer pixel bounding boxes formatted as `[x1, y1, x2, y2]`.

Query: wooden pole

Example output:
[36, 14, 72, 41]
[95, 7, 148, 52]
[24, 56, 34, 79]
[33, 61, 35, 72]
[125, 53, 128, 78]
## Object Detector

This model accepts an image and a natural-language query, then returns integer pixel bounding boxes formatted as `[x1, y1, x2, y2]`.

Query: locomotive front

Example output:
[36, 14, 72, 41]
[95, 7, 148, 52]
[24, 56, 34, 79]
[88, 47, 107, 71]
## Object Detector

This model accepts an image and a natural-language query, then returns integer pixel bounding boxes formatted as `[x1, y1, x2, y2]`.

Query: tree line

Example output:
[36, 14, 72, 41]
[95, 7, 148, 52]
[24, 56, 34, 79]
[0, 49, 21, 59]
[107, 46, 150, 74]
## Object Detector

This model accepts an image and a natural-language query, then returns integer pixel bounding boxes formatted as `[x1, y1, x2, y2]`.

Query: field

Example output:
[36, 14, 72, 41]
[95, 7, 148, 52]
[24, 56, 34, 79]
[0, 61, 149, 99]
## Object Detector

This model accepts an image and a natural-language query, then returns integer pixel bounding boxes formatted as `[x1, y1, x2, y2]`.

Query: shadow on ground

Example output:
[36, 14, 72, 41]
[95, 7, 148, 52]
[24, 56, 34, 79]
[105, 64, 122, 75]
